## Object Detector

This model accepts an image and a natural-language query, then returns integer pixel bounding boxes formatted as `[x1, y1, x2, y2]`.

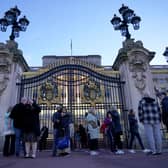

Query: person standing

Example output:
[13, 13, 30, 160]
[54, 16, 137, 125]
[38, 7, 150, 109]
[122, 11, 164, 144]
[52, 104, 63, 156]
[22, 98, 41, 158]
[79, 124, 87, 149]
[138, 92, 162, 155]
[61, 107, 71, 138]
[86, 107, 99, 156]
[84, 112, 89, 148]
[104, 111, 116, 153]
[74, 125, 81, 150]
[69, 121, 75, 151]
[128, 109, 145, 153]
[58, 107, 71, 155]
[160, 92, 168, 131]
[110, 106, 124, 155]
[3, 106, 15, 156]
[10, 97, 27, 157]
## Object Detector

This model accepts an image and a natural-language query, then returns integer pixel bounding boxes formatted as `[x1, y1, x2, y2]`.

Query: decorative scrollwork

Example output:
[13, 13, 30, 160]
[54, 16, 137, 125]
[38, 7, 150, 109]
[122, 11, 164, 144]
[38, 81, 59, 104]
[129, 53, 147, 92]
[0, 51, 12, 96]
[83, 79, 102, 102]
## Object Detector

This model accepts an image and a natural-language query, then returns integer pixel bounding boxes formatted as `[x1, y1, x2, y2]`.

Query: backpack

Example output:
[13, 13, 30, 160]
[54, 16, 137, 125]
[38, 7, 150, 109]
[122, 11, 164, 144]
[162, 97, 168, 114]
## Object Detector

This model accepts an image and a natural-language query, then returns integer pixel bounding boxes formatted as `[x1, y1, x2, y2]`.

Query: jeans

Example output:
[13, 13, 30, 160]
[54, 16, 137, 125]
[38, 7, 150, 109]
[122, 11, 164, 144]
[14, 128, 25, 156]
[64, 127, 70, 138]
[106, 129, 116, 152]
[144, 123, 162, 153]
[129, 132, 144, 149]
[52, 129, 60, 156]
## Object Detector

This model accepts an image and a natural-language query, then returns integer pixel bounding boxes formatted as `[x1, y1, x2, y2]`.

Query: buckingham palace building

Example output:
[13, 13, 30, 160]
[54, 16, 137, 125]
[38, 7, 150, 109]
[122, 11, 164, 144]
[0, 39, 167, 150]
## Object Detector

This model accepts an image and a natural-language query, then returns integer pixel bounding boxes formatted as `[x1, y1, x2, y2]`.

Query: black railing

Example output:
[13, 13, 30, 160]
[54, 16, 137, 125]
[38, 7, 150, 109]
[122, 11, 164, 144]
[17, 64, 127, 145]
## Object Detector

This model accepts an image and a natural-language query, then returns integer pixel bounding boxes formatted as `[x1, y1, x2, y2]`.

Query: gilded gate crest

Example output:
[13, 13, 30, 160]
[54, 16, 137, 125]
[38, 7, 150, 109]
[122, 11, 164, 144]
[82, 79, 104, 103]
[38, 82, 60, 105]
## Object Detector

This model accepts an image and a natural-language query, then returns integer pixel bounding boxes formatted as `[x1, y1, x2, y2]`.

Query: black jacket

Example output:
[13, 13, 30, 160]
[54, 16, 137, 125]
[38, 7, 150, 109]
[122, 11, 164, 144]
[10, 103, 25, 129]
[60, 113, 70, 129]
[110, 110, 123, 135]
[161, 96, 168, 125]
[22, 103, 41, 136]
[128, 114, 139, 134]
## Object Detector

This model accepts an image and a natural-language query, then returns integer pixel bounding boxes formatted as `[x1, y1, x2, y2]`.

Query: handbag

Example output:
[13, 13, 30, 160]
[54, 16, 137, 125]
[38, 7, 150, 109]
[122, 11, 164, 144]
[57, 137, 70, 150]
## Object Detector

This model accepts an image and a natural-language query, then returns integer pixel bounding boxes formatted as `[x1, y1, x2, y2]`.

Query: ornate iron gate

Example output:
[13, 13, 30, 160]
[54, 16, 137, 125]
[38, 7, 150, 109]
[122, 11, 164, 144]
[17, 64, 128, 144]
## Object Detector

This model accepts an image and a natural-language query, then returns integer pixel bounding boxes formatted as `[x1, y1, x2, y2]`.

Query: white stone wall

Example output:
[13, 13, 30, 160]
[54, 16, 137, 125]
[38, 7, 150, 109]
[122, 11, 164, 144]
[113, 39, 156, 145]
[0, 41, 28, 151]
[0, 62, 24, 150]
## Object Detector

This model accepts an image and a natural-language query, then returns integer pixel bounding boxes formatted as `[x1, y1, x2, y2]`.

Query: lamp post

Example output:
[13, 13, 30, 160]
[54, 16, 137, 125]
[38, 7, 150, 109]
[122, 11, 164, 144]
[163, 47, 168, 62]
[0, 6, 29, 40]
[110, 4, 141, 39]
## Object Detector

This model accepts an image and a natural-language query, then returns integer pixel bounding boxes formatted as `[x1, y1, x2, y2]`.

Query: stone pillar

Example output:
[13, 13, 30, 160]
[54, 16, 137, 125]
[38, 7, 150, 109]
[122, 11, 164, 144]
[113, 39, 155, 140]
[0, 40, 29, 150]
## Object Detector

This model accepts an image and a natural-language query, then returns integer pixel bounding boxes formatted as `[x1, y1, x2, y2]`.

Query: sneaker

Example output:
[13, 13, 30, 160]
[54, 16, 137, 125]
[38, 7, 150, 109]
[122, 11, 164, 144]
[129, 149, 136, 154]
[24, 154, 29, 158]
[143, 149, 151, 153]
[115, 150, 125, 155]
[146, 151, 156, 155]
[90, 151, 99, 156]
[152, 152, 162, 155]
[62, 153, 71, 157]
[31, 154, 36, 159]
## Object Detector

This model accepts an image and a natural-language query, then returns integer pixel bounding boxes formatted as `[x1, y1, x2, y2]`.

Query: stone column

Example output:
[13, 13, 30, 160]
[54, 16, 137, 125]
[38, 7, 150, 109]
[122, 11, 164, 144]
[113, 39, 155, 112]
[0, 40, 29, 150]
[113, 39, 155, 140]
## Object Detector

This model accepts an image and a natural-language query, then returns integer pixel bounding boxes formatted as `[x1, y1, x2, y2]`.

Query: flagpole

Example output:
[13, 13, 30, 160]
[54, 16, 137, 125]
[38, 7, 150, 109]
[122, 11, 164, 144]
[70, 39, 72, 56]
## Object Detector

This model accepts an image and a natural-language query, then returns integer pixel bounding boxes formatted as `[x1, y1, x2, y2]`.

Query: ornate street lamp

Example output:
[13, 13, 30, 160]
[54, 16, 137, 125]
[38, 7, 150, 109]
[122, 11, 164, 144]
[0, 6, 29, 40]
[110, 4, 141, 39]
[163, 47, 168, 62]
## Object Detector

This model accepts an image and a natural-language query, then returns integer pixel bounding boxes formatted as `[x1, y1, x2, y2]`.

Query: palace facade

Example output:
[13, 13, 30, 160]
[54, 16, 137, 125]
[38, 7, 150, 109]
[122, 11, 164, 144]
[0, 39, 167, 150]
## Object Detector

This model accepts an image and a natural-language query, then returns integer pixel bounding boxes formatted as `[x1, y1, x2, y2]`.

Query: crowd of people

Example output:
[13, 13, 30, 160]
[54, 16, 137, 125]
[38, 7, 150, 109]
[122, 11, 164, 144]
[2, 91, 168, 158]
[3, 97, 41, 158]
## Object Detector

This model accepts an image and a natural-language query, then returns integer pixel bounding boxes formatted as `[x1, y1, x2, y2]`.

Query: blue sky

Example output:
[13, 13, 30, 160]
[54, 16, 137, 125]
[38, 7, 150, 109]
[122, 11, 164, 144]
[1, 0, 168, 66]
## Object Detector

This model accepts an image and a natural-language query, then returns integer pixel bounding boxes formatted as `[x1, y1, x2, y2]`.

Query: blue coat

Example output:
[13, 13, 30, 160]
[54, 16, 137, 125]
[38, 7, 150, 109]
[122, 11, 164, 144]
[52, 112, 62, 129]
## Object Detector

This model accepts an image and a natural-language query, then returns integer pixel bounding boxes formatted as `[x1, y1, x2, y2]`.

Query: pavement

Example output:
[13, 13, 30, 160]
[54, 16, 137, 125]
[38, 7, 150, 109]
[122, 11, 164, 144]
[0, 149, 168, 168]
